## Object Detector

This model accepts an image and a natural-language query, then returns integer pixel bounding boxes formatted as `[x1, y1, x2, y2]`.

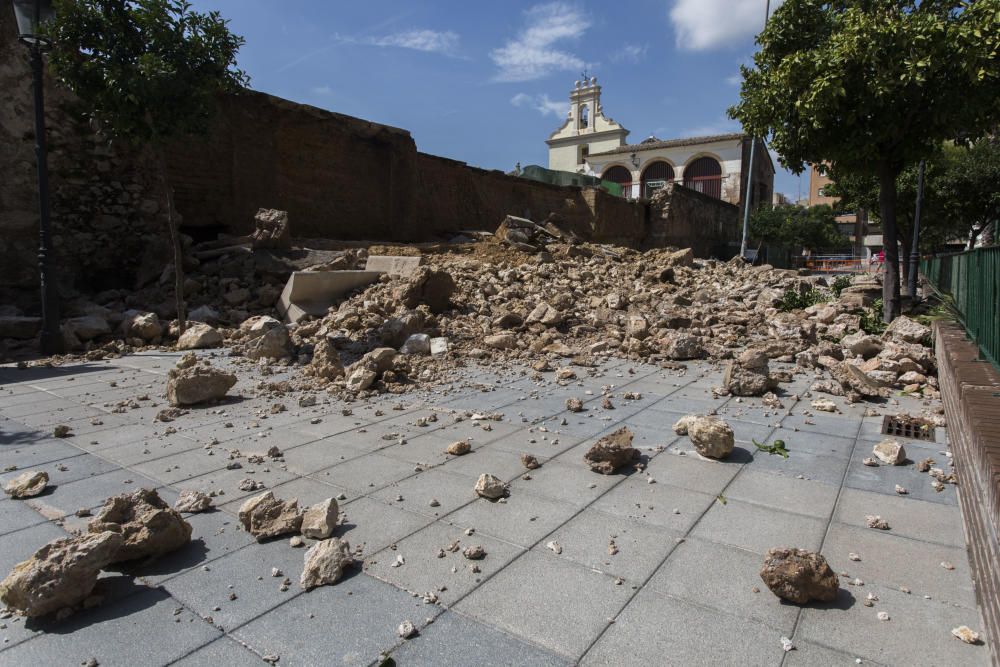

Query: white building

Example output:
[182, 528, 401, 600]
[546, 77, 774, 207]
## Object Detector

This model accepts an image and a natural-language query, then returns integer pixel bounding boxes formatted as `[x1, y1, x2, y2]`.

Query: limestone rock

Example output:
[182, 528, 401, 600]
[66, 315, 110, 341]
[394, 266, 455, 313]
[177, 323, 222, 350]
[345, 367, 378, 392]
[521, 454, 540, 469]
[474, 473, 507, 499]
[400, 333, 431, 355]
[566, 397, 584, 412]
[484, 333, 516, 350]
[244, 317, 293, 360]
[841, 331, 882, 358]
[0, 531, 124, 617]
[663, 333, 703, 360]
[251, 208, 291, 250]
[3, 470, 48, 499]
[121, 310, 163, 341]
[723, 351, 775, 396]
[952, 626, 981, 644]
[174, 489, 213, 513]
[672, 415, 698, 436]
[584, 427, 640, 474]
[688, 416, 735, 459]
[166, 361, 237, 406]
[300, 498, 339, 539]
[872, 439, 906, 465]
[526, 302, 563, 327]
[300, 538, 353, 590]
[306, 337, 345, 382]
[87, 488, 192, 563]
[397, 619, 418, 639]
[238, 491, 302, 541]
[760, 547, 839, 604]
[885, 315, 931, 345]
[446, 441, 471, 456]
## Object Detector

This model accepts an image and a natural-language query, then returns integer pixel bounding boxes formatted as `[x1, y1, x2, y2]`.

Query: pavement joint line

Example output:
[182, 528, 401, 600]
[576, 419, 775, 663]
[779, 409, 865, 667]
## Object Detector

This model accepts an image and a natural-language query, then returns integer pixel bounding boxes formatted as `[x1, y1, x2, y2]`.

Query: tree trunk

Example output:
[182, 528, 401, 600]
[878, 162, 902, 322]
[152, 145, 187, 335]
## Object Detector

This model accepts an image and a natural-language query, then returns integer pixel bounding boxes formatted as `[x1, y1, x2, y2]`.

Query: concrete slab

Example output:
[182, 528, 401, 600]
[276, 270, 382, 323]
[364, 254, 423, 276]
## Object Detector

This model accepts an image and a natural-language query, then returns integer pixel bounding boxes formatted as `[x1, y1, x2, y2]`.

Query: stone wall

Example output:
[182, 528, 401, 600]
[0, 5, 167, 311]
[644, 183, 741, 257]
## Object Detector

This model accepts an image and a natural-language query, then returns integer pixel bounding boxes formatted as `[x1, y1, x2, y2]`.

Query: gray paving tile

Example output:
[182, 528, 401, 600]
[508, 458, 623, 507]
[0, 588, 220, 666]
[0, 520, 69, 577]
[821, 523, 977, 607]
[782, 640, 880, 666]
[338, 496, 434, 557]
[0, 497, 50, 536]
[371, 467, 479, 518]
[745, 448, 850, 486]
[232, 572, 438, 666]
[445, 489, 579, 548]
[437, 445, 537, 483]
[170, 636, 266, 665]
[796, 583, 989, 666]
[642, 449, 744, 494]
[591, 477, 717, 532]
[537, 507, 680, 582]
[844, 449, 959, 505]
[766, 426, 858, 460]
[647, 536, 800, 634]
[365, 521, 524, 606]
[690, 499, 828, 555]
[724, 468, 840, 519]
[833, 487, 966, 547]
[172, 465, 298, 505]
[138, 509, 255, 585]
[23, 468, 163, 517]
[456, 550, 633, 659]
[310, 453, 418, 494]
[582, 587, 783, 666]
[389, 609, 573, 667]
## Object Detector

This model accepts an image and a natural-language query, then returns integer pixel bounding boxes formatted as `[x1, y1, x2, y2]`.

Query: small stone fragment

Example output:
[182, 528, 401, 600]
[300, 538, 353, 590]
[759, 547, 839, 604]
[862, 457, 879, 467]
[877, 611, 890, 621]
[53, 425, 72, 438]
[546, 541, 562, 555]
[446, 441, 471, 456]
[952, 626, 981, 644]
[895, 485, 908, 495]
[300, 498, 339, 540]
[474, 473, 507, 500]
[397, 619, 418, 639]
[872, 439, 906, 465]
[584, 427, 640, 474]
[3, 470, 48, 499]
[865, 515, 890, 530]
[463, 545, 486, 560]
[566, 398, 584, 413]
[173, 489, 213, 513]
[238, 492, 302, 541]
[520, 454, 540, 469]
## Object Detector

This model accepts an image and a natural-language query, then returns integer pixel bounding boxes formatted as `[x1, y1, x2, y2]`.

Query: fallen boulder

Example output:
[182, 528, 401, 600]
[584, 427, 640, 474]
[251, 208, 291, 250]
[306, 337, 345, 382]
[759, 547, 839, 604]
[687, 416, 735, 459]
[872, 438, 906, 465]
[300, 498, 339, 539]
[474, 473, 507, 499]
[3, 470, 49, 499]
[238, 491, 302, 541]
[166, 360, 237, 406]
[0, 531, 124, 617]
[87, 488, 192, 563]
[723, 349, 775, 396]
[176, 323, 223, 350]
[173, 489, 213, 513]
[300, 538, 353, 590]
[121, 310, 163, 342]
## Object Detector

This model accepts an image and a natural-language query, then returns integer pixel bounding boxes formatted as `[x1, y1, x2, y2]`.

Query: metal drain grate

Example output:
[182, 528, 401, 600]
[881, 415, 936, 441]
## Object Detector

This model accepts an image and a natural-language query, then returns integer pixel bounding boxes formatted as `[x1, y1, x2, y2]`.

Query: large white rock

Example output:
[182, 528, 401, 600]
[166, 362, 237, 406]
[66, 315, 110, 341]
[474, 473, 507, 499]
[885, 316, 931, 345]
[301, 498, 339, 539]
[300, 538, 353, 590]
[872, 439, 906, 465]
[688, 416, 735, 459]
[121, 310, 163, 341]
[177, 323, 222, 350]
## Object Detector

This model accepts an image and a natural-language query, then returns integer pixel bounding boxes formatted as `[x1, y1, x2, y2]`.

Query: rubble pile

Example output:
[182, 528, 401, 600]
[1, 230, 942, 404]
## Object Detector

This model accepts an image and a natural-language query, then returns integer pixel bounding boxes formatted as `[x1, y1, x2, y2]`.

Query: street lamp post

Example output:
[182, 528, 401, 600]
[12, 0, 62, 355]
[739, 0, 772, 261]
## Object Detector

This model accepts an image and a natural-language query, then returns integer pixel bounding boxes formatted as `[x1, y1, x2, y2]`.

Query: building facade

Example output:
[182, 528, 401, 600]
[546, 78, 774, 209]
[807, 164, 878, 256]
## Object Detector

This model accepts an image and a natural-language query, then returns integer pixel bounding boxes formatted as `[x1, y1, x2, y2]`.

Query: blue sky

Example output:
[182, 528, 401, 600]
[189, 0, 802, 200]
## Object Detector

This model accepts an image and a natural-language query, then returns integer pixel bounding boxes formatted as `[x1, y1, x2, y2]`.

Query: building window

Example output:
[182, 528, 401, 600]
[579, 104, 589, 129]
[641, 161, 675, 198]
[683, 157, 723, 199]
[578, 145, 589, 163]
[602, 165, 632, 197]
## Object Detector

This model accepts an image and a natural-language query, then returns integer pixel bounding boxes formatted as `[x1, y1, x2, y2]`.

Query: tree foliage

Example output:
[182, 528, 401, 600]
[729, 0, 1000, 321]
[44, 0, 248, 332]
[750, 204, 847, 251]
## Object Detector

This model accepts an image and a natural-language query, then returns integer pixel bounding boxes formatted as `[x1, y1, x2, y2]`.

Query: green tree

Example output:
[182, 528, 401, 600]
[45, 0, 249, 333]
[750, 204, 847, 251]
[730, 0, 1000, 322]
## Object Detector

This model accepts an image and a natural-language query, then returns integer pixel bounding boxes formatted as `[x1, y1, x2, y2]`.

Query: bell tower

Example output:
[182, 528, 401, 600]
[546, 77, 629, 173]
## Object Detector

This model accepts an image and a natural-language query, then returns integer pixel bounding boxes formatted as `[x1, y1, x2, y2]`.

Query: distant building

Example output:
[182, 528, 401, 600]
[546, 77, 774, 209]
[807, 164, 878, 256]
[772, 192, 794, 207]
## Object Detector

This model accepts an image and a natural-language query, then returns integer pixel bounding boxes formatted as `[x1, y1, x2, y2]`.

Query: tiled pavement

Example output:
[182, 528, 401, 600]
[0, 351, 989, 666]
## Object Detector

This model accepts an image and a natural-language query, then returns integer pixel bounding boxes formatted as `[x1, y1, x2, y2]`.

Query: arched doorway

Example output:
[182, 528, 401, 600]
[683, 157, 722, 199]
[602, 165, 632, 197]
[641, 161, 675, 198]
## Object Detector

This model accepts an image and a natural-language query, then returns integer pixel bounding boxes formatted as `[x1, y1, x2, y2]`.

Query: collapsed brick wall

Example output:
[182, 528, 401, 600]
[0, 6, 168, 310]
[645, 183, 741, 257]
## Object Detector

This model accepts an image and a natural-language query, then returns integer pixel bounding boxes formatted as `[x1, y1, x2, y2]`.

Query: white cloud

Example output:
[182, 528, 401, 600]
[669, 0, 784, 51]
[511, 92, 569, 117]
[611, 43, 648, 64]
[370, 29, 460, 55]
[491, 2, 591, 82]
[310, 85, 334, 96]
[725, 74, 742, 87]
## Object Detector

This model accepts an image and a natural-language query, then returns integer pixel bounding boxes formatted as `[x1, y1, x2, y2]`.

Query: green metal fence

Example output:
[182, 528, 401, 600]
[921, 247, 1000, 369]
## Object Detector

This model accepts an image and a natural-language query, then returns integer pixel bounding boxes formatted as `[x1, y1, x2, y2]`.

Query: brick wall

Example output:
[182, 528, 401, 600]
[645, 183, 741, 257]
